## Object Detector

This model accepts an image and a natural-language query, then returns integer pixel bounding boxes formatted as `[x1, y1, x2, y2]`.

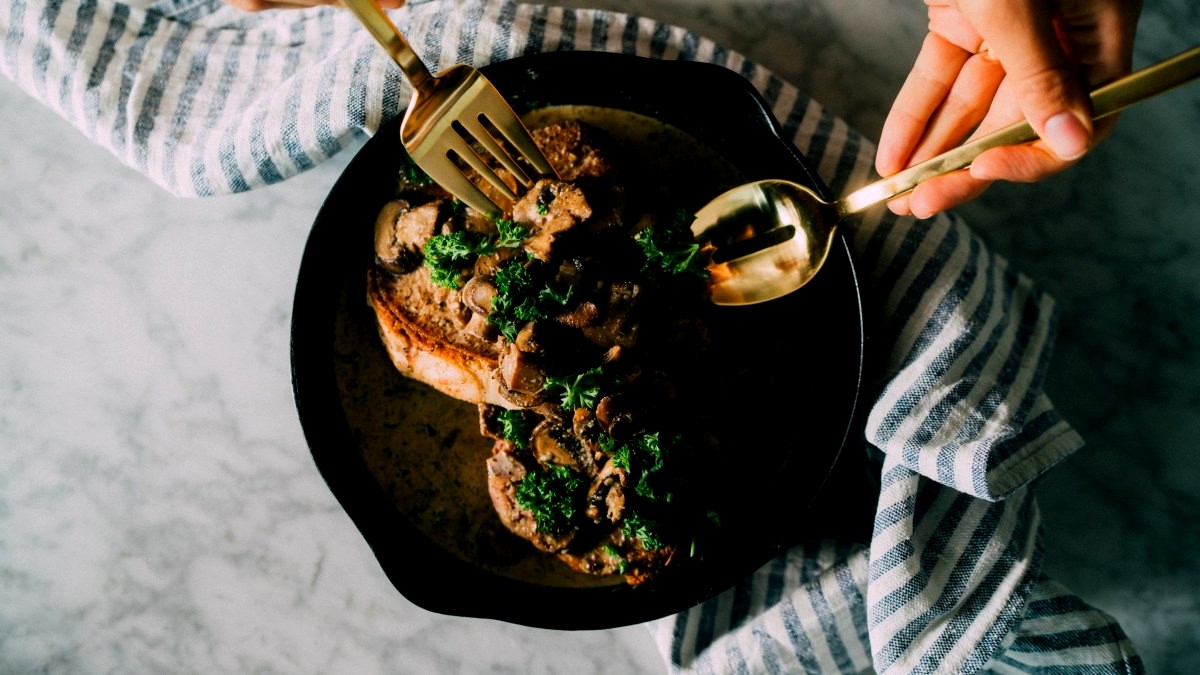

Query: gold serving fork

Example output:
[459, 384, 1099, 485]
[343, 0, 558, 219]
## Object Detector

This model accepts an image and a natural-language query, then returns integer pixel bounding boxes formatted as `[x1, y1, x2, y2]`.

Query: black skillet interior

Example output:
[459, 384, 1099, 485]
[291, 51, 864, 630]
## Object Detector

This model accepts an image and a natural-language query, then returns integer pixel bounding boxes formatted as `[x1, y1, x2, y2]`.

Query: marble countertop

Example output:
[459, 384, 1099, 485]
[3, 0, 1197, 672]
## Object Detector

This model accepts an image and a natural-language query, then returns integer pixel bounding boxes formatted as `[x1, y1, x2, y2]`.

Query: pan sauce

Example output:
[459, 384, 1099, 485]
[335, 106, 746, 588]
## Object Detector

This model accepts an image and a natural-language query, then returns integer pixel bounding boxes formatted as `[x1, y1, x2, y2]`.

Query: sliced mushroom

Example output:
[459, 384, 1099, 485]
[461, 275, 498, 315]
[473, 245, 524, 277]
[571, 406, 603, 458]
[580, 281, 642, 349]
[498, 345, 547, 395]
[463, 311, 497, 342]
[555, 300, 599, 328]
[374, 199, 443, 274]
[531, 421, 595, 476]
[514, 322, 543, 354]
[496, 376, 548, 409]
[595, 392, 638, 440]
[552, 259, 584, 288]
[585, 459, 628, 523]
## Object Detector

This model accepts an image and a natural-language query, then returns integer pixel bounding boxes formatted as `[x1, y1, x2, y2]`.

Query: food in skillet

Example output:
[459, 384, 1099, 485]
[367, 120, 722, 584]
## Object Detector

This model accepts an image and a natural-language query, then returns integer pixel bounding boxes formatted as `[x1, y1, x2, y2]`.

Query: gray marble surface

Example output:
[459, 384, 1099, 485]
[2, 0, 1197, 673]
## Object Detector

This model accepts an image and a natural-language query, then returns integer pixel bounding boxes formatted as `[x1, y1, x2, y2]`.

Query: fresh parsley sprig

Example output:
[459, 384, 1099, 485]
[622, 511, 665, 551]
[401, 155, 433, 186]
[514, 464, 586, 535]
[487, 254, 575, 341]
[494, 218, 527, 248]
[422, 218, 528, 289]
[544, 366, 609, 411]
[636, 209, 709, 279]
[423, 231, 495, 288]
[608, 431, 681, 504]
[602, 429, 691, 551]
[495, 408, 536, 450]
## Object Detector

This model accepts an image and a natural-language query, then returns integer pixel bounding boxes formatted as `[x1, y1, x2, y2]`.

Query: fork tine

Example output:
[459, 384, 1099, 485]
[487, 117, 556, 178]
[411, 146, 505, 220]
[486, 112, 558, 179]
[344, 1, 559, 224]
[457, 115, 534, 188]
[441, 131, 520, 204]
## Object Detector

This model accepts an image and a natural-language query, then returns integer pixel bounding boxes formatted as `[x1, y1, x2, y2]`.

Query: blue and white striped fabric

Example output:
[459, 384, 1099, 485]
[0, 0, 1145, 672]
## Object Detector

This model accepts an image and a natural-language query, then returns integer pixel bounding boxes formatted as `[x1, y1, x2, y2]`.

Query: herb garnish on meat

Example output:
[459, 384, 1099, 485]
[636, 209, 709, 279]
[374, 120, 727, 584]
[423, 219, 529, 289]
[495, 408, 536, 450]
[544, 366, 609, 410]
[515, 464, 586, 535]
[423, 231, 495, 288]
[488, 254, 574, 341]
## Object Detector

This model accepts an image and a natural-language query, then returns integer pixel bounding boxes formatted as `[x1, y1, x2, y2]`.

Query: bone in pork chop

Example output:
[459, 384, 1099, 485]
[367, 119, 720, 584]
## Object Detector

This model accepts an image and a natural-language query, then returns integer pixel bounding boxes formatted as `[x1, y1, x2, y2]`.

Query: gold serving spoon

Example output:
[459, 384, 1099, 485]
[694, 44, 1200, 306]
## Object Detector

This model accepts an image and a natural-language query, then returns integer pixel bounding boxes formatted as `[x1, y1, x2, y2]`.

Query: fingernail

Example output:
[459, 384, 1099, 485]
[1043, 112, 1090, 160]
[886, 197, 910, 217]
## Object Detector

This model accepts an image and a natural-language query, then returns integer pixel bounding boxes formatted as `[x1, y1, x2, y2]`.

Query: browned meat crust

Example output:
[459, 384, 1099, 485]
[368, 119, 716, 585]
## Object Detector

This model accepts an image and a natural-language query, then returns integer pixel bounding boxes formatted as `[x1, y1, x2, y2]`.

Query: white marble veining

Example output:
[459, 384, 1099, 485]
[2, 1, 1198, 673]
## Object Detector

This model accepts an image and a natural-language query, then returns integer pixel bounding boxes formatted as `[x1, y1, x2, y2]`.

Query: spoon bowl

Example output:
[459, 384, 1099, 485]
[696, 44, 1200, 306]
[692, 179, 838, 305]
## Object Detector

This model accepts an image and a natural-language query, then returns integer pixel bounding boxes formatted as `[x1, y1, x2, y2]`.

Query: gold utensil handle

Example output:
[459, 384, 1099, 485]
[343, 0, 433, 91]
[838, 44, 1200, 217]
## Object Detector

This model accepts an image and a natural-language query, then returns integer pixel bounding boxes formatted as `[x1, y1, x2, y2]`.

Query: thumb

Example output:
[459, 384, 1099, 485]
[960, 0, 1092, 160]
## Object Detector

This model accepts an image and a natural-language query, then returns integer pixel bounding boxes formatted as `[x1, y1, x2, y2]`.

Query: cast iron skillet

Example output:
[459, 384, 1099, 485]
[291, 51, 865, 630]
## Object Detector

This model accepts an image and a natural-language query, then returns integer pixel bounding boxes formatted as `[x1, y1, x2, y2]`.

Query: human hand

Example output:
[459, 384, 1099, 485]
[223, 0, 404, 12]
[875, 0, 1142, 219]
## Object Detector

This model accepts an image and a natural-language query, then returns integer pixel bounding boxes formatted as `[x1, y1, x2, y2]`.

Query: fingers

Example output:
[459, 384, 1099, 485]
[926, 5, 984, 53]
[878, 30, 1005, 217]
[957, 0, 1093, 161]
[902, 171, 993, 220]
[876, 32, 971, 177]
[902, 51, 1005, 167]
[879, 0, 1143, 218]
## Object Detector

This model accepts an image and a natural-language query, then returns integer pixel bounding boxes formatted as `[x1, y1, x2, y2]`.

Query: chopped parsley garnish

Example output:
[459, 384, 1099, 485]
[494, 218, 528, 248]
[602, 544, 628, 573]
[622, 511, 665, 550]
[495, 408, 536, 450]
[603, 430, 701, 552]
[636, 209, 709, 279]
[515, 464, 586, 535]
[487, 254, 575, 341]
[423, 231, 495, 288]
[538, 283, 573, 307]
[422, 217, 527, 289]
[544, 366, 609, 411]
[608, 431, 682, 503]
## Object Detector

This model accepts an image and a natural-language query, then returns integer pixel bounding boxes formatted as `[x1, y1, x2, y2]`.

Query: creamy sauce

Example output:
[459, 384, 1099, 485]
[335, 106, 762, 588]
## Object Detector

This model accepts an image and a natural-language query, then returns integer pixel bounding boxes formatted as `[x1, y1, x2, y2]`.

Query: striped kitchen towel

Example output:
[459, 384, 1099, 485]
[0, 0, 1145, 672]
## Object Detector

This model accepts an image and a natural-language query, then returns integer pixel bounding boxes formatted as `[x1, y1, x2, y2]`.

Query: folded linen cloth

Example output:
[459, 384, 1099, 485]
[0, 0, 1145, 671]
